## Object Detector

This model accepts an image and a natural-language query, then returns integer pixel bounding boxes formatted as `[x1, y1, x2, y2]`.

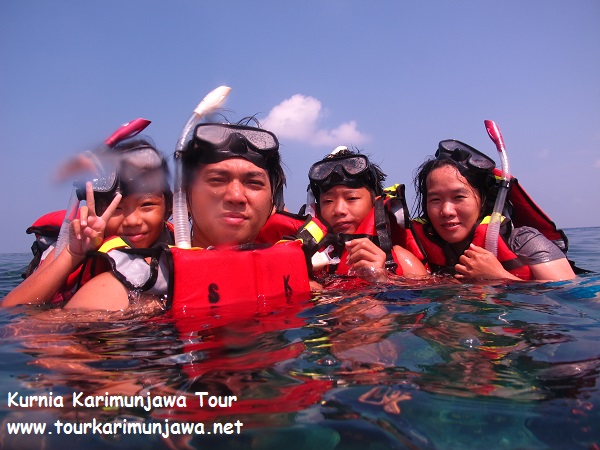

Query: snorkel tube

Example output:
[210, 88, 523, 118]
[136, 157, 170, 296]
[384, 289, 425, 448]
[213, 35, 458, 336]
[54, 118, 151, 255]
[173, 86, 232, 248]
[483, 119, 511, 257]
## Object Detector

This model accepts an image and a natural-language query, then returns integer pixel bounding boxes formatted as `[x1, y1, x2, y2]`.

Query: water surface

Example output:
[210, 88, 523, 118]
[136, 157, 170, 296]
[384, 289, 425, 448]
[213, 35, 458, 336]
[0, 228, 598, 449]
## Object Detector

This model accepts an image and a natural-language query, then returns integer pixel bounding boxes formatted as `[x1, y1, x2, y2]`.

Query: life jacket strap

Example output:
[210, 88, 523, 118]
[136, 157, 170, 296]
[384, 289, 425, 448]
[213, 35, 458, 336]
[373, 196, 398, 273]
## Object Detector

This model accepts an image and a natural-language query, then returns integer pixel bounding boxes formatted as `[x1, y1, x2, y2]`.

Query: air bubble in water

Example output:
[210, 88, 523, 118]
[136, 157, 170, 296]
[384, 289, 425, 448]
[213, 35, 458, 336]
[459, 337, 481, 349]
[317, 355, 339, 366]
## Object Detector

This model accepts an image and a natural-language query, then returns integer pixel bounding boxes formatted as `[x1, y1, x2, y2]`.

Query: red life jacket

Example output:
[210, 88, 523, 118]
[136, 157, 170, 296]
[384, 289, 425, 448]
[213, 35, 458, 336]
[166, 239, 312, 317]
[494, 169, 568, 252]
[256, 211, 322, 242]
[318, 184, 427, 277]
[23, 210, 81, 302]
[322, 197, 402, 276]
[411, 217, 533, 279]
[24, 209, 310, 315]
[154, 215, 331, 422]
[408, 170, 576, 279]
[73, 222, 175, 301]
[257, 211, 331, 265]
[24, 210, 174, 302]
[259, 202, 427, 278]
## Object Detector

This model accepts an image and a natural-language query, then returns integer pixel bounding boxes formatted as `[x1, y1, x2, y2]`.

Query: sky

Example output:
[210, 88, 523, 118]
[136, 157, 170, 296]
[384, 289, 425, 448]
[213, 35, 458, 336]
[1, 1, 599, 254]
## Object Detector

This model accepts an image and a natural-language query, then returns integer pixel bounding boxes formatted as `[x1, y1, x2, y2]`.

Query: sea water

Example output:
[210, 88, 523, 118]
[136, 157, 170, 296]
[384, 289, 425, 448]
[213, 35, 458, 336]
[0, 227, 598, 450]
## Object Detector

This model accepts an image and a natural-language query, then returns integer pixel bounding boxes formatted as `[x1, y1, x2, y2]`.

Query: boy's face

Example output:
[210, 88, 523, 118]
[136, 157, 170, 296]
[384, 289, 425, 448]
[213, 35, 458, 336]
[318, 185, 374, 234]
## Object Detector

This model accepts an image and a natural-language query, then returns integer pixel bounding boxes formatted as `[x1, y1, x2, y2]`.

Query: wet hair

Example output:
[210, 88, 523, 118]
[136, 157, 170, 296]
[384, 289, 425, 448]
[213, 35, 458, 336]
[412, 156, 494, 224]
[310, 148, 386, 203]
[182, 117, 286, 211]
[95, 137, 173, 219]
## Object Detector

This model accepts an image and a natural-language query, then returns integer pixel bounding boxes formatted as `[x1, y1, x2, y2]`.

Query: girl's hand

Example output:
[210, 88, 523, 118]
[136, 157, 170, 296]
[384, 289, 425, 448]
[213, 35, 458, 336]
[455, 244, 518, 280]
[67, 182, 122, 259]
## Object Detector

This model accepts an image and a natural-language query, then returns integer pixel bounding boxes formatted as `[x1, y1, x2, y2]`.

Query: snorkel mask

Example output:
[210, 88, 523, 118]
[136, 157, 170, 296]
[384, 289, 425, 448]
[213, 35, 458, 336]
[431, 139, 500, 222]
[189, 123, 279, 169]
[435, 140, 496, 176]
[184, 123, 285, 210]
[73, 142, 168, 201]
[308, 151, 383, 200]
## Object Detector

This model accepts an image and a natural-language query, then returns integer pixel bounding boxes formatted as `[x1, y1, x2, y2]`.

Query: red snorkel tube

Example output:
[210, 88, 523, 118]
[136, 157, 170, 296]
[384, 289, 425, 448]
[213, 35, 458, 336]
[484, 120, 511, 257]
[54, 118, 151, 255]
[104, 118, 151, 147]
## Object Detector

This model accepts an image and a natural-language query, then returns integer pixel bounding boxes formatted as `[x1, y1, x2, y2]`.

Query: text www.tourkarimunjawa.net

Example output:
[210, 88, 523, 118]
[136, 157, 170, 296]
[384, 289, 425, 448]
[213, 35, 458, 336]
[6, 419, 243, 438]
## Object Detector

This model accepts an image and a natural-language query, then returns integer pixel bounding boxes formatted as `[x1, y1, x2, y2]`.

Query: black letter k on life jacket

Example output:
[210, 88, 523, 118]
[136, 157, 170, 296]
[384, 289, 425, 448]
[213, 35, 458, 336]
[283, 274, 293, 298]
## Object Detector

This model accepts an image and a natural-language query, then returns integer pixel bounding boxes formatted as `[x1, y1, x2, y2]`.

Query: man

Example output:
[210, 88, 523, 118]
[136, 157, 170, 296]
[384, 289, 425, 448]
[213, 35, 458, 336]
[65, 120, 310, 312]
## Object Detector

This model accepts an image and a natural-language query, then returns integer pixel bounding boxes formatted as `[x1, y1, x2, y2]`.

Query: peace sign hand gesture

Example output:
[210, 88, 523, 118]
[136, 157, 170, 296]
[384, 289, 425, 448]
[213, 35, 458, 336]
[67, 182, 122, 260]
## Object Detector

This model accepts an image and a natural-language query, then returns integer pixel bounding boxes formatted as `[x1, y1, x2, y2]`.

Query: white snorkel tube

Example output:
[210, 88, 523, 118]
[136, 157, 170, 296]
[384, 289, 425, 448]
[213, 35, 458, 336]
[173, 86, 232, 248]
[54, 118, 151, 256]
[483, 119, 511, 257]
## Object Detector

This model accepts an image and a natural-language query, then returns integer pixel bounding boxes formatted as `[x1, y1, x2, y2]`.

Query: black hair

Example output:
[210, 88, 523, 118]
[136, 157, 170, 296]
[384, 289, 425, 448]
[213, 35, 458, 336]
[182, 117, 286, 211]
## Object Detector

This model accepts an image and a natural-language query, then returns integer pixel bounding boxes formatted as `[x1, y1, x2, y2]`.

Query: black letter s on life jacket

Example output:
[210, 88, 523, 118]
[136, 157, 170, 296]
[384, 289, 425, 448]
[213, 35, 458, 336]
[208, 283, 220, 304]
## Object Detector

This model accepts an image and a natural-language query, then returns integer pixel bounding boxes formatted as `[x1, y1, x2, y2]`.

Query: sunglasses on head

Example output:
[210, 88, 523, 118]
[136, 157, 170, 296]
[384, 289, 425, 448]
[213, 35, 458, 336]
[194, 123, 279, 154]
[436, 140, 496, 173]
[308, 154, 371, 183]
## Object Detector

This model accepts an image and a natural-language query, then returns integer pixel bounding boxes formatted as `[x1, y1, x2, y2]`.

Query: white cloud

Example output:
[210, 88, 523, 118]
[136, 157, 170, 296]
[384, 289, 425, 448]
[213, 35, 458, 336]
[595, 159, 600, 169]
[263, 94, 369, 147]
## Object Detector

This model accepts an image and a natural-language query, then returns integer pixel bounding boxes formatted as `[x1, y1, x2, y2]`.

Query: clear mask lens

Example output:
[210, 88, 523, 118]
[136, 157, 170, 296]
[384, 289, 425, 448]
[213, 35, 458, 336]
[309, 155, 369, 182]
[119, 147, 164, 171]
[195, 124, 278, 152]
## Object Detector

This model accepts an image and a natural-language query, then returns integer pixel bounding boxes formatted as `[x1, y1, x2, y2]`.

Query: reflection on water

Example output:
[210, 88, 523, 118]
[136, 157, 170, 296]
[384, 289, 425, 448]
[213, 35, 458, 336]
[0, 229, 599, 449]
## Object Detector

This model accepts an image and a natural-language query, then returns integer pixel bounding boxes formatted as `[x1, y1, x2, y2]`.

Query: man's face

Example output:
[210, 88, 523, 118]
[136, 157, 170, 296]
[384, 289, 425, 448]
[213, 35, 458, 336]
[188, 158, 273, 247]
